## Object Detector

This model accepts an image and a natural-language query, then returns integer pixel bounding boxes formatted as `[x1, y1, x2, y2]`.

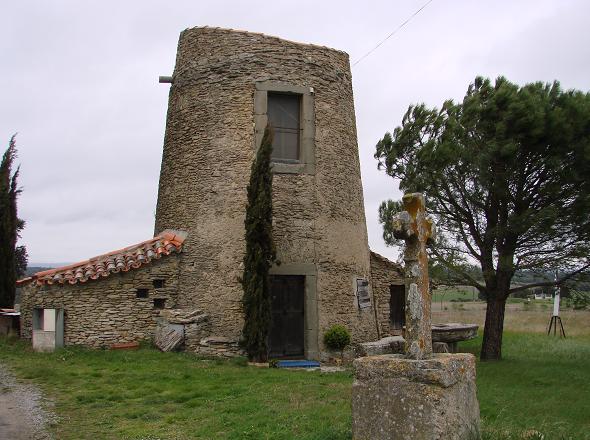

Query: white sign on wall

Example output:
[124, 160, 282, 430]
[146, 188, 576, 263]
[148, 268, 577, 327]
[43, 309, 56, 332]
[356, 278, 372, 310]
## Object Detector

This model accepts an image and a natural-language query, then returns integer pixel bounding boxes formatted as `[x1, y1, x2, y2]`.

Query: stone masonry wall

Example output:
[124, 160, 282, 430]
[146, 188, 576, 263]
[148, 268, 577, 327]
[20, 256, 180, 348]
[155, 27, 377, 358]
[370, 251, 404, 337]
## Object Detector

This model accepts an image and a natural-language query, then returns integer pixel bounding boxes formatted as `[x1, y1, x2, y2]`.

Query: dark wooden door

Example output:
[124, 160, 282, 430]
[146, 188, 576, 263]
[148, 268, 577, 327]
[389, 284, 406, 332]
[269, 275, 305, 359]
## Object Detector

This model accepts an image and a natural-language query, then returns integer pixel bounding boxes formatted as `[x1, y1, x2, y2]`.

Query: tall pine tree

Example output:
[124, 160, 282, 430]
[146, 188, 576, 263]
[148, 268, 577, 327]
[0, 135, 25, 307]
[241, 125, 276, 362]
[375, 77, 590, 360]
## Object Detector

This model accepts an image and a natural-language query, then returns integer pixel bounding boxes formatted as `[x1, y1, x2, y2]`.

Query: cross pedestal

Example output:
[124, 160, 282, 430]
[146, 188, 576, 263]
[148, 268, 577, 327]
[352, 193, 480, 440]
[352, 353, 480, 440]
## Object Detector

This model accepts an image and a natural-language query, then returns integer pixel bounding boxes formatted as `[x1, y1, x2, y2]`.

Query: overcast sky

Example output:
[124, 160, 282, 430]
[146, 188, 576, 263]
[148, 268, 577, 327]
[2, 0, 589, 265]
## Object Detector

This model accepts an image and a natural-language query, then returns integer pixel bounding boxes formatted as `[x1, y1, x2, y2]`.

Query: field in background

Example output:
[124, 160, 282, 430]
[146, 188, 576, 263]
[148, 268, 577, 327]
[432, 285, 480, 303]
[432, 300, 589, 337]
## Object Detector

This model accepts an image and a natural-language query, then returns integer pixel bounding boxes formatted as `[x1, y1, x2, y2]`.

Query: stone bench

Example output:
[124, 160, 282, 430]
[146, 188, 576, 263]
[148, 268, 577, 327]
[358, 323, 478, 357]
[432, 323, 478, 353]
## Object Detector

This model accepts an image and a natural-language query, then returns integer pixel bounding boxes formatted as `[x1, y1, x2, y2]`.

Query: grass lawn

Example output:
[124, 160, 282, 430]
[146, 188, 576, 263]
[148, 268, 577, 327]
[463, 333, 590, 440]
[1, 333, 589, 439]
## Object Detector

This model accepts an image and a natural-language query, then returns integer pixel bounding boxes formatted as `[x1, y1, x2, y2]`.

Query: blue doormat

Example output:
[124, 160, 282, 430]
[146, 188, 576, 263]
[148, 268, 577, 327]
[276, 360, 320, 368]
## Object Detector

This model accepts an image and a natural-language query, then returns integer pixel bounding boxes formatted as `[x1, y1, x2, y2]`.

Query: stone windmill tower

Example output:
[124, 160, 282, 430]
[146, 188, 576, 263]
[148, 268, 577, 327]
[155, 27, 378, 360]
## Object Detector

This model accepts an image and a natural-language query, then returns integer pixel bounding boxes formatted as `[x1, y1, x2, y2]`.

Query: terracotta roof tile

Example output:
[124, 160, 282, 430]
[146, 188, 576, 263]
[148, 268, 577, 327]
[18, 230, 186, 286]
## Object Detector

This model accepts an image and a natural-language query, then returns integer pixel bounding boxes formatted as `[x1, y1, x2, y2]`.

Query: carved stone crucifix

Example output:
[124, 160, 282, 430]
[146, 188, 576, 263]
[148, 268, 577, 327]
[392, 193, 436, 360]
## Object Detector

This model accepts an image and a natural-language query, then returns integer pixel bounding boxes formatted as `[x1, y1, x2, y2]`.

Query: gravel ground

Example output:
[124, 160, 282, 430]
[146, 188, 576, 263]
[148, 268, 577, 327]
[0, 363, 56, 440]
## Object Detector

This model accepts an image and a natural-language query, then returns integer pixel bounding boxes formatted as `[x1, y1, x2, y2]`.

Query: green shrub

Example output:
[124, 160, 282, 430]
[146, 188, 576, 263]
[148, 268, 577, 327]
[323, 325, 351, 352]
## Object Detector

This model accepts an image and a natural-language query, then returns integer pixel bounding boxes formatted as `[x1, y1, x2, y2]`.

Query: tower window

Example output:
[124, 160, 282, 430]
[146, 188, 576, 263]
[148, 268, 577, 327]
[153, 279, 165, 289]
[254, 81, 315, 174]
[153, 298, 166, 309]
[267, 93, 300, 162]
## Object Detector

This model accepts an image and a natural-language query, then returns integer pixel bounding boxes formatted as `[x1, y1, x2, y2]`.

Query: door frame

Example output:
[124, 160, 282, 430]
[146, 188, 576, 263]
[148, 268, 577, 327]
[269, 274, 305, 359]
[389, 284, 406, 334]
[269, 263, 318, 360]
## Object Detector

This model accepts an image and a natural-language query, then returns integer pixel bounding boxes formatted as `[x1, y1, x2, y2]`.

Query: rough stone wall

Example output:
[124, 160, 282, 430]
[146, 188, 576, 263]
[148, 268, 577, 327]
[154, 27, 377, 357]
[370, 251, 404, 336]
[19, 257, 180, 348]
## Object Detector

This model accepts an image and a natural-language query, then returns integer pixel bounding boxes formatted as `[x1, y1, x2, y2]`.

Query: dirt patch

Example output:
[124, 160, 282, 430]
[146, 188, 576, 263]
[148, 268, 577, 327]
[0, 363, 56, 440]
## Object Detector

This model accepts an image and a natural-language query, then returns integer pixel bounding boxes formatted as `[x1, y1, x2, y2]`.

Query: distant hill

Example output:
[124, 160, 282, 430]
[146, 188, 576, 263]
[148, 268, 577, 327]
[25, 266, 52, 276]
[25, 263, 72, 277]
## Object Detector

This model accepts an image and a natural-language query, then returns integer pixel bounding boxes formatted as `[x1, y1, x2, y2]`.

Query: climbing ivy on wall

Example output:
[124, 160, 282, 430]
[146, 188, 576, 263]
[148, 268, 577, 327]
[241, 125, 276, 362]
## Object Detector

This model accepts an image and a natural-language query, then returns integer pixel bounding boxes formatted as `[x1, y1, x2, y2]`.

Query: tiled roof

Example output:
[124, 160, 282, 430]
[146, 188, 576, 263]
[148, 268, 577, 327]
[18, 230, 186, 286]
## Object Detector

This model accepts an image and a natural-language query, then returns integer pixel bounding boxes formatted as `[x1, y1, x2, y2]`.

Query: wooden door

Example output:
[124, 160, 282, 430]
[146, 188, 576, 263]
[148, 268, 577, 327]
[269, 275, 305, 359]
[389, 284, 406, 332]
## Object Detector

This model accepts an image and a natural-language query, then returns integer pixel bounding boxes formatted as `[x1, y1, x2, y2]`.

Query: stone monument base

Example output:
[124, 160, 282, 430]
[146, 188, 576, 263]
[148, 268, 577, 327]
[352, 353, 480, 440]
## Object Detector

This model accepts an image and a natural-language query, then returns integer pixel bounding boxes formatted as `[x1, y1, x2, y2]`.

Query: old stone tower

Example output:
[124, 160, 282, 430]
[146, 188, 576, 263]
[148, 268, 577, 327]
[154, 27, 377, 359]
[19, 27, 403, 359]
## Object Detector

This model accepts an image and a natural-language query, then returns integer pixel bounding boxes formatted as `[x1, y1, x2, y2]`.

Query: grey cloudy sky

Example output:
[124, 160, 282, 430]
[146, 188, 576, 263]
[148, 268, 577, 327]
[2, 0, 589, 265]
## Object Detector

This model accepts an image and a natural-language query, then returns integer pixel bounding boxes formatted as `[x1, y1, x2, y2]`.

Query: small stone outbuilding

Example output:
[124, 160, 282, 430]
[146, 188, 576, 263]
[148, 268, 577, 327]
[370, 251, 405, 337]
[18, 231, 186, 349]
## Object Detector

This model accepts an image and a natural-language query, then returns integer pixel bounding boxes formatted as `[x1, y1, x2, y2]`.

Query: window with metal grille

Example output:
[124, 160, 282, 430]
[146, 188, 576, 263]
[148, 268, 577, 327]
[267, 93, 300, 162]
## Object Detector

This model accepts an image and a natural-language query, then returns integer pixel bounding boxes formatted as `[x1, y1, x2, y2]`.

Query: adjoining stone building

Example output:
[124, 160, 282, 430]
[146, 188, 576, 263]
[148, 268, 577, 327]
[18, 232, 185, 351]
[18, 27, 404, 359]
[370, 251, 405, 336]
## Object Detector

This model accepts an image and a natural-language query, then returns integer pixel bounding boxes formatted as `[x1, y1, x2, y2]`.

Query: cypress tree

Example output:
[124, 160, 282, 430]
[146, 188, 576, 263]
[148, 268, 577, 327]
[0, 136, 24, 308]
[241, 125, 276, 362]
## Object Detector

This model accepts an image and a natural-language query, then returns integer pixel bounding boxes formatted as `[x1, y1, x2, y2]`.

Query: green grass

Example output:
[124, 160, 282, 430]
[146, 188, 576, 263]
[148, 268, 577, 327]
[0, 338, 351, 439]
[1, 334, 589, 439]
[461, 333, 590, 440]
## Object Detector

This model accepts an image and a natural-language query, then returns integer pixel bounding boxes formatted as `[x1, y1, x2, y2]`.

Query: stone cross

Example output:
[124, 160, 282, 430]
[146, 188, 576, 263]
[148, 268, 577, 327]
[392, 193, 436, 360]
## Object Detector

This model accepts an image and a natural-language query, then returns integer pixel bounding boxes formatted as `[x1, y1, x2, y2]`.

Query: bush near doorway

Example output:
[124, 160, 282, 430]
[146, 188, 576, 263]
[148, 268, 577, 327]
[324, 325, 351, 362]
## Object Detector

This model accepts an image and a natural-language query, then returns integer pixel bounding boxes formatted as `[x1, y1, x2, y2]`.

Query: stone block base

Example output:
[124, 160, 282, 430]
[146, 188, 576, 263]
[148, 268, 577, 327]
[352, 353, 480, 440]
[357, 336, 405, 357]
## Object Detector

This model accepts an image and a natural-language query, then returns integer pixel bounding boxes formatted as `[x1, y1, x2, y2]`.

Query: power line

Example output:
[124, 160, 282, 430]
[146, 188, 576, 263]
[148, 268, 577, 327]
[352, 0, 435, 67]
